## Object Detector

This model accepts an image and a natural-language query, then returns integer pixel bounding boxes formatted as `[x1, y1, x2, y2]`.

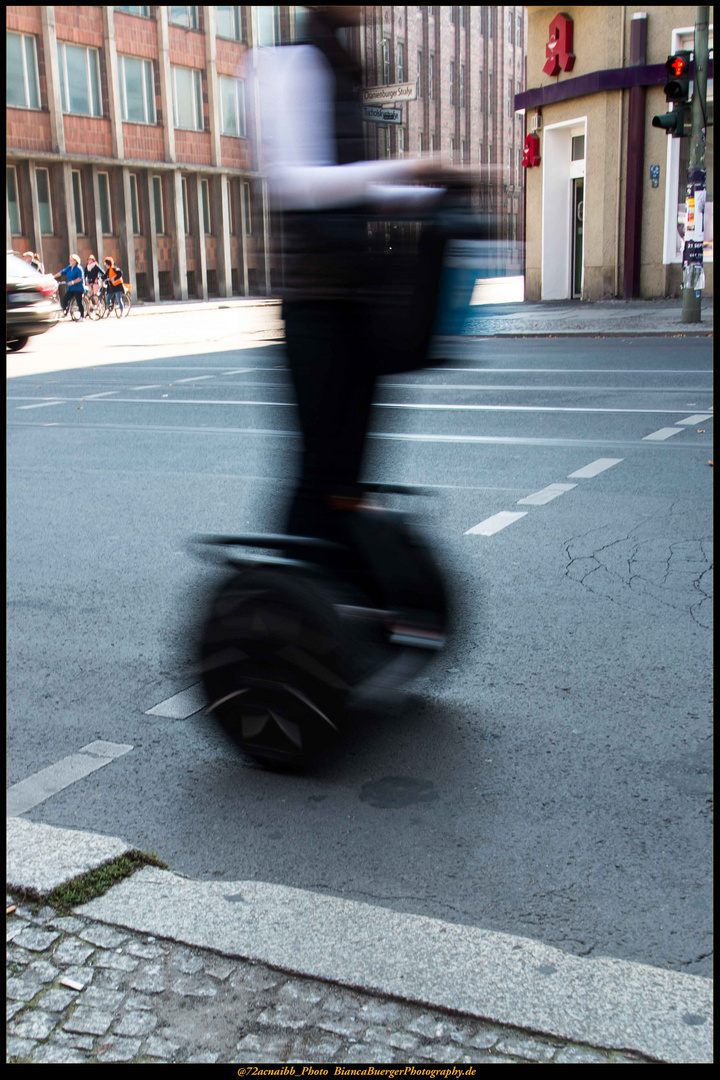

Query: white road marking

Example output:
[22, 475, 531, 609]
[428, 368, 713, 374]
[16, 400, 63, 410]
[676, 414, 712, 425]
[642, 428, 684, 441]
[568, 458, 624, 478]
[130, 384, 162, 390]
[465, 511, 527, 536]
[223, 368, 259, 375]
[173, 376, 216, 383]
[83, 391, 120, 399]
[6, 741, 133, 817]
[517, 483, 576, 506]
[145, 683, 207, 719]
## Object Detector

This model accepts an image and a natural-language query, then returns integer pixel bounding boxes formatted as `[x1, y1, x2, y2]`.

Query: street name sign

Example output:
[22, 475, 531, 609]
[362, 82, 417, 104]
[363, 105, 402, 124]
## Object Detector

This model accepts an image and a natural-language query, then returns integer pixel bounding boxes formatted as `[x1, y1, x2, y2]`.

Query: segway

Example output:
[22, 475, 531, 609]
[192, 485, 449, 766]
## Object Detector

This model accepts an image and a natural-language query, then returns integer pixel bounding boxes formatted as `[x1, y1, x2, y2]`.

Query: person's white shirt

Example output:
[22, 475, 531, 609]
[257, 44, 441, 214]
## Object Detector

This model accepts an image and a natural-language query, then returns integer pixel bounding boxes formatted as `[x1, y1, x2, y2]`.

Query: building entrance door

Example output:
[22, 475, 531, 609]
[572, 177, 584, 298]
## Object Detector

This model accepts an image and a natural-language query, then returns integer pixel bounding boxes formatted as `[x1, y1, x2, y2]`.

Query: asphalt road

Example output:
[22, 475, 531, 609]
[7, 315, 713, 979]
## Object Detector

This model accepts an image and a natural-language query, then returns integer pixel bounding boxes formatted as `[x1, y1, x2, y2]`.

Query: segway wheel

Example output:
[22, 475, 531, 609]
[199, 570, 350, 766]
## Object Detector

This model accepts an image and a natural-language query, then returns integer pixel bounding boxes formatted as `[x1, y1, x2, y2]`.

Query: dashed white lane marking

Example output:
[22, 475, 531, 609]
[6, 741, 133, 817]
[16, 400, 63, 410]
[568, 458, 624, 478]
[676, 414, 712, 425]
[83, 391, 120, 399]
[223, 368, 259, 375]
[145, 683, 207, 719]
[130, 384, 161, 390]
[465, 511, 527, 536]
[643, 427, 684, 441]
[173, 376, 216, 383]
[517, 483, 576, 506]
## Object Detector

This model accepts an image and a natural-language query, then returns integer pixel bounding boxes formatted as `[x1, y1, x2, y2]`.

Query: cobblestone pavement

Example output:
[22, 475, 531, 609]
[7, 898, 652, 1066]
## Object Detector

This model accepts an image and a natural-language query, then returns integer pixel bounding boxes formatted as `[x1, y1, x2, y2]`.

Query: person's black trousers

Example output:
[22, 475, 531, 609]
[282, 300, 378, 540]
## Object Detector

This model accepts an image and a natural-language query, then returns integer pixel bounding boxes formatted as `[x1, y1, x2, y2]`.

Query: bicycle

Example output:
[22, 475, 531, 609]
[104, 283, 132, 318]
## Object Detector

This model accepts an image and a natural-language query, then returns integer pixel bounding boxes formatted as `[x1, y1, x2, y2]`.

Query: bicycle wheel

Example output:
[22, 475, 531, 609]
[121, 292, 132, 317]
[113, 294, 124, 318]
[69, 294, 84, 321]
[87, 294, 103, 321]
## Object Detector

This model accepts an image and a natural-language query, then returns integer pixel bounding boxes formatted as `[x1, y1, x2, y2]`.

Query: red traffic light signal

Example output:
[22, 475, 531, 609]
[664, 51, 692, 102]
[668, 55, 687, 78]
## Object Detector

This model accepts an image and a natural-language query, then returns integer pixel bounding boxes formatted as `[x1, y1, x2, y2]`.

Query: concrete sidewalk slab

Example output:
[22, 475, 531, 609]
[6, 818, 709, 1063]
[77, 867, 713, 1064]
[7, 817, 133, 896]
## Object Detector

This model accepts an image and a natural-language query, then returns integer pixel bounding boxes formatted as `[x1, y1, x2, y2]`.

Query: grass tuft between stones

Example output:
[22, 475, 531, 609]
[8, 850, 169, 914]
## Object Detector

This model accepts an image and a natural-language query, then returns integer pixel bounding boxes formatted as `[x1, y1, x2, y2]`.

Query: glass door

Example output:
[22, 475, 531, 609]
[572, 177, 584, 298]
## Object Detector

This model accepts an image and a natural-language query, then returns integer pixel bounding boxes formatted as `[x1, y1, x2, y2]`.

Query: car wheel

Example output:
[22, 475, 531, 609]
[7, 336, 29, 353]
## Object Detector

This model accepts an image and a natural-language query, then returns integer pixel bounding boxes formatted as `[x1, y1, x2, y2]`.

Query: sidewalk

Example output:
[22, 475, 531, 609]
[7, 818, 712, 1065]
[129, 294, 713, 338]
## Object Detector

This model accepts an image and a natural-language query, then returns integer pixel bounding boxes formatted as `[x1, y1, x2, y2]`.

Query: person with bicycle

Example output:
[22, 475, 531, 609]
[53, 254, 86, 321]
[102, 256, 126, 315]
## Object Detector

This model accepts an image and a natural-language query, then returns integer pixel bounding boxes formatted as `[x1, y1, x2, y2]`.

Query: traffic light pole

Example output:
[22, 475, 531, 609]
[681, 7, 709, 324]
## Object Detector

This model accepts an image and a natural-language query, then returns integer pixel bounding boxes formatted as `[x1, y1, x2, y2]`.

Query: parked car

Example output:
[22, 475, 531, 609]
[6, 251, 61, 352]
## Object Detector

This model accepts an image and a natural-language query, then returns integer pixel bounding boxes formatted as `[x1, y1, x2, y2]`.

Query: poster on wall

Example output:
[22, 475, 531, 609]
[682, 166, 707, 289]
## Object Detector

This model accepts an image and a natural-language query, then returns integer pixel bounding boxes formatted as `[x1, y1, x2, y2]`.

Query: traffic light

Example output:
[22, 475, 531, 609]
[663, 51, 691, 102]
[653, 51, 692, 137]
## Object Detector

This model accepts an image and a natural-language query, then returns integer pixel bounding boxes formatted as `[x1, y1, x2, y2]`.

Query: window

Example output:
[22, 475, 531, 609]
[201, 178, 211, 234]
[509, 16, 514, 45]
[489, 9, 495, 39]
[115, 6, 151, 15]
[170, 7, 199, 30]
[257, 7, 280, 47]
[35, 167, 53, 234]
[216, 6, 243, 40]
[450, 61, 455, 105]
[129, 173, 140, 234]
[430, 133, 438, 153]
[172, 65, 203, 130]
[508, 79, 513, 118]
[119, 55, 156, 124]
[517, 15, 523, 47]
[181, 176, 190, 234]
[419, 131, 425, 152]
[397, 42, 404, 84]
[460, 64, 465, 108]
[7, 166, 21, 234]
[417, 50, 423, 98]
[571, 135, 585, 161]
[152, 175, 164, 233]
[7, 33, 40, 109]
[58, 42, 102, 117]
[516, 149, 522, 186]
[242, 182, 252, 234]
[462, 139, 469, 165]
[397, 126, 405, 155]
[219, 76, 246, 137]
[382, 39, 390, 85]
[72, 170, 85, 234]
[98, 172, 112, 234]
[428, 54, 434, 100]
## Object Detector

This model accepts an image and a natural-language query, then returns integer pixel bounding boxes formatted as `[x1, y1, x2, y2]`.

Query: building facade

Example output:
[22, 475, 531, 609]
[6, 5, 280, 301]
[6, 6, 528, 302]
[516, 5, 713, 301]
[360, 5, 527, 241]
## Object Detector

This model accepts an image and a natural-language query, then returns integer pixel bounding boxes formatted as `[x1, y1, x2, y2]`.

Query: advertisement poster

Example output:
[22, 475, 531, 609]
[682, 166, 707, 289]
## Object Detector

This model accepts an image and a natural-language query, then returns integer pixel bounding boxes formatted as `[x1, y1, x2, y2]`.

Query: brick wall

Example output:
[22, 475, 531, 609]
[7, 107, 53, 153]
[114, 10, 158, 60]
[54, 6, 104, 47]
[63, 114, 113, 157]
[168, 24, 206, 68]
[175, 129, 212, 166]
[220, 136, 251, 170]
[123, 123, 165, 161]
[6, 6, 42, 33]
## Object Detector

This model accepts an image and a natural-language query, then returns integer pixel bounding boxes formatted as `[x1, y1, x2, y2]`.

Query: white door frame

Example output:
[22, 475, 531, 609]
[541, 116, 587, 300]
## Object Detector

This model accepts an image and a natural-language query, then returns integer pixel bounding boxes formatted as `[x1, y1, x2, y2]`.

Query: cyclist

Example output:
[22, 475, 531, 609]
[102, 257, 126, 315]
[53, 254, 86, 321]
